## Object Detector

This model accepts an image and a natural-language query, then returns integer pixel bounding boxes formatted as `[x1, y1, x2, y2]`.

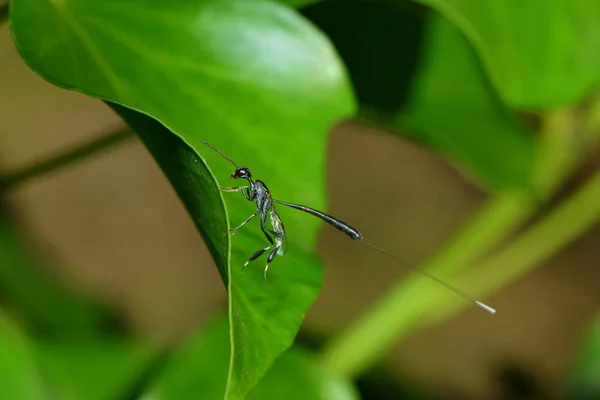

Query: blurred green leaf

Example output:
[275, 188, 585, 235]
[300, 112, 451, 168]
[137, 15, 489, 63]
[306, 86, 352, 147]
[144, 316, 358, 400]
[34, 336, 158, 400]
[565, 311, 600, 399]
[302, 0, 427, 114]
[250, 347, 359, 400]
[303, 2, 534, 189]
[0, 311, 48, 400]
[397, 13, 534, 190]
[276, 0, 321, 7]
[414, 0, 600, 108]
[0, 213, 161, 400]
[141, 316, 231, 400]
[0, 214, 114, 335]
[12, 1, 354, 396]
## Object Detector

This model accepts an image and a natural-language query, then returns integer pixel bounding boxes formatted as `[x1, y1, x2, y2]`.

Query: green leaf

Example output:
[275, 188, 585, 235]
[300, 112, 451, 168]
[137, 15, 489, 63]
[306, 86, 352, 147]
[112, 104, 327, 399]
[302, 0, 426, 114]
[303, 3, 534, 189]
[396, 13, 534, 190]
[0, 213, 114, 335]
[141, 316, 231, 400]
[0, 312, 48, 400]
[11, 1, 354, 397]
[113, 105, 334, 398]
[414, 0, 600, 108]
[275, 0, 321, 8]
[144, 316, 358, 400]
[250, 347, 359, 400]
[34, 336, 158, 400]
[565, 311, 600, 399]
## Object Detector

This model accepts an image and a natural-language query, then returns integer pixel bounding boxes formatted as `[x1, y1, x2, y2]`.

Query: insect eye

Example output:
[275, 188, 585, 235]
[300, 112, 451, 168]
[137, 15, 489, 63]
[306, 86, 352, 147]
[233, 168, 247, 178]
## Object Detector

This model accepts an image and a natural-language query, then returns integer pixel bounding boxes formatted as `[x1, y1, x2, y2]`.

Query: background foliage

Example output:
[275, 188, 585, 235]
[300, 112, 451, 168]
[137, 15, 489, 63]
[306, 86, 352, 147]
[1, 0, 600, 399]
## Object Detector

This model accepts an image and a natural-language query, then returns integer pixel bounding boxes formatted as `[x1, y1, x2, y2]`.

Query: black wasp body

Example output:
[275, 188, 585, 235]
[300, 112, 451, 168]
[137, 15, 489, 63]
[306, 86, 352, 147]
[221, 163, 358, 279]
[223, 165, 288, 277]
[202, 142, 359, 280]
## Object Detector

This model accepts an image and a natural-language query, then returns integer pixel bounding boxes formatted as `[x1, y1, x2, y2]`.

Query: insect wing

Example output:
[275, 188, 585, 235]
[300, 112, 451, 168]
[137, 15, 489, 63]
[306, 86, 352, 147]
[268, 207, 287, 256]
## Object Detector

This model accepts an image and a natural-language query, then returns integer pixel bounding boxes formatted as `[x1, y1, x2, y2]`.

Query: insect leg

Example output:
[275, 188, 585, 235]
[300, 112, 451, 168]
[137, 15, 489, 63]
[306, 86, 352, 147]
[231, 209, 260, 235]
[240, 212, 277, 270]
[220, 185, 255, 201]
[243, 245, 272, 269]
[259, 210, 276, 245]
[220, 185, 247, 192]
[268, 229, 284, 241]
[264, 246, 281, 281]
[242, 187, 255, 201]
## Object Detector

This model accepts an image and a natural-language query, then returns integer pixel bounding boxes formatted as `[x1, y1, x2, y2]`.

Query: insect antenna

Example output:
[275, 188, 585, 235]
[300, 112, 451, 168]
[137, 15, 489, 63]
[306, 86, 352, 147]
[202, 141, 239, 167]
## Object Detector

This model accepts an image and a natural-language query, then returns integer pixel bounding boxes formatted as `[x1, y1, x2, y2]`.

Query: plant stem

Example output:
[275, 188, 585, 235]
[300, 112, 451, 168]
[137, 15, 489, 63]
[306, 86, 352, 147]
[0, 127, 134, 190]
[319, 191, 532, 375]
[533, 108, 578, 197]
[320, 108, 580, 377]
[426, 164, 600, 325]
[322, 166, 600, 376]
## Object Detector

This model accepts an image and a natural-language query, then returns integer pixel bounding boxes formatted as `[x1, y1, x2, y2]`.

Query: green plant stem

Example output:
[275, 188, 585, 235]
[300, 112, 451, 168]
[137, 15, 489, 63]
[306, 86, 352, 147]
[322, 166, 600, 377]
[0, 127, 134, 190]
[338, 162, 600, 353]
[320, 191, 532, 375]
[320, 108, 579, 377]
[428, 164, 600, 325]
[533, 108, 578, 197]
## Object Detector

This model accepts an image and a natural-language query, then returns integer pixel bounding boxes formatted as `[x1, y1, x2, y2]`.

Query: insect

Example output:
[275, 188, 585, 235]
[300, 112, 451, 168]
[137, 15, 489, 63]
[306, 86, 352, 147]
[202, 141, 496, 314]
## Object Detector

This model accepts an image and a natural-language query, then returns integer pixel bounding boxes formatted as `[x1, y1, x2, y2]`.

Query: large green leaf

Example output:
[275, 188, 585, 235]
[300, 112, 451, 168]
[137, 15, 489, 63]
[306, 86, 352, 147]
[414, 0, 600, 108]
[397, 13, 534, 189]
[110, 103, 338, 398]
[565, 311, 600, 399]
[117, 104, 342, 397]
[0, 312, 48, 400]
[144, 315, 358, 400]
[11, 1, 353, 397]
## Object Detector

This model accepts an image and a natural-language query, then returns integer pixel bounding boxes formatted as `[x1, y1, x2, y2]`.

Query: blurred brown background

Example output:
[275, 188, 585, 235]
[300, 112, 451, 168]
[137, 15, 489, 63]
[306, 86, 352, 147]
[2, 20, 600, 399]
